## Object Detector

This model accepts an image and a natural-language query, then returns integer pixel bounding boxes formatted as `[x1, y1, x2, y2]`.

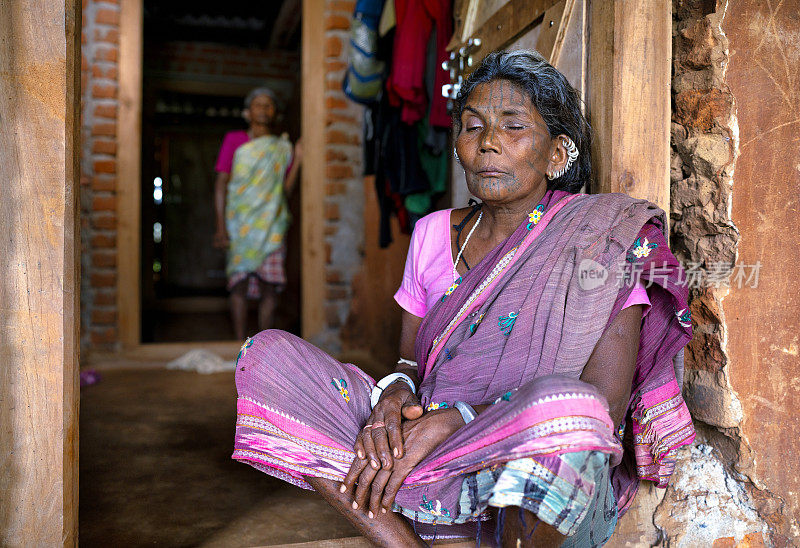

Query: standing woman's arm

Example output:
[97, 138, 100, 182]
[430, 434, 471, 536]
[284, 138, 303, 196]
[213, 171, 231, 248]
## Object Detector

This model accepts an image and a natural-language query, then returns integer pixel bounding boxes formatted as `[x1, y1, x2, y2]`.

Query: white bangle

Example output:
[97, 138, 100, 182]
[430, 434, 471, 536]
[454, 401, 477, 424]
[370, 373, 416, 408]
[397, 358, 417, 368]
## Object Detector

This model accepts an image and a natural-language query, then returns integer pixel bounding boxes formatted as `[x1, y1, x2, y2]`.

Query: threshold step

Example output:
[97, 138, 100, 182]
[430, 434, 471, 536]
[266, 537, 476, 547]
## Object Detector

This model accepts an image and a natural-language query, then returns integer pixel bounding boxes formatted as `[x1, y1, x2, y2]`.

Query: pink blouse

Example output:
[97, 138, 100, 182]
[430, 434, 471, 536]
[215, 130, 250, 174]
[394, 208, 651, 318]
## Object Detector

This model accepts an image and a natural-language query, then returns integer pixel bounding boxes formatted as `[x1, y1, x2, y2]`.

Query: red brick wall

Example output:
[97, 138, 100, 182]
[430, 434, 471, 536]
[145, 42, 300, 85]
[318, 0, 366, 349]
[80, 0, 121, 350]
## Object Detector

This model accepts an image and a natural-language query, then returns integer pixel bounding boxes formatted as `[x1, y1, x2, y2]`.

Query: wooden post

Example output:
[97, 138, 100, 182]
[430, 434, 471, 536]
[301, 0, 326, 340]
[117, 0, 144, 348]
[0, 0, 81, 545]
[588, 0, 671, 215]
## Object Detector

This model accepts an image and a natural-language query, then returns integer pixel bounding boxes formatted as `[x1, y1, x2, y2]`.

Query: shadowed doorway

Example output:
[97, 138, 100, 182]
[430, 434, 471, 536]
[139, 1, 302, 343]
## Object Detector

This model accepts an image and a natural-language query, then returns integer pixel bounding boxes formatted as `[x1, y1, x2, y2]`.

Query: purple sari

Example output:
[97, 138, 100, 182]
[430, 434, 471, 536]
[232, 191, 693, 532]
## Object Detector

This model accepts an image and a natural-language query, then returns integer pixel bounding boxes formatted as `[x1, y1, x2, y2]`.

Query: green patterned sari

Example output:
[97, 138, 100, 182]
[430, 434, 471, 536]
[225, 135, 293, 280]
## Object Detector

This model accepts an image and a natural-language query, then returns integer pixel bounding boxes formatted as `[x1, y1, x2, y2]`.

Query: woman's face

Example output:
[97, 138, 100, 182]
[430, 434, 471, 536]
[455, 79, 556, 206]
[246, 94, 277, 126]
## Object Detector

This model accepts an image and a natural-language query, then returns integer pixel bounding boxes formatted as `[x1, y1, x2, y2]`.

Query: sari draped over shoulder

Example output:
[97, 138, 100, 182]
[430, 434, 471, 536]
[232, 191, 694, 541]
[225, 135, 293, 279]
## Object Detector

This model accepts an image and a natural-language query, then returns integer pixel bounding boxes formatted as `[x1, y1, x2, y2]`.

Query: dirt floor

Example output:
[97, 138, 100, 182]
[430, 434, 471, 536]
[79, 368, 358, 547]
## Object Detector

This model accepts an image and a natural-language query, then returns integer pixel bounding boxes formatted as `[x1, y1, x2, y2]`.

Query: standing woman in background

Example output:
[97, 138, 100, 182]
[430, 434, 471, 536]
[213, 88, 302, 340]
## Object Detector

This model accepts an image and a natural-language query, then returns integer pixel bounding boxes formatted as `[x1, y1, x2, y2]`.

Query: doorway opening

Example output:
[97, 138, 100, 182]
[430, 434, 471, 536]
[139, 1, 303, 343]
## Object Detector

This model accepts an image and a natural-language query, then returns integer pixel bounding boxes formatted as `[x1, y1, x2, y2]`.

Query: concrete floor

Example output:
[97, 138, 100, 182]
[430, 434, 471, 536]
[79, 368, 358, 547]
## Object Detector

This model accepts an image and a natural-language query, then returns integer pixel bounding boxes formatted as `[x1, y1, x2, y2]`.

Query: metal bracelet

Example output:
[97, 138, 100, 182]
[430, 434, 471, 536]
[453, 401, 477, 425]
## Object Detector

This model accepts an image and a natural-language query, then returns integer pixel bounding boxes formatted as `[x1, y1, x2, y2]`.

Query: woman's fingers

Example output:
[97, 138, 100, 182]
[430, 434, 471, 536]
[361, 424, 381, 471]
[381, 467, 410, 512]
[384, 411, 404, 459]
[353, 432, 366, 460]
[353, 464, 379, 510]
[368, 468, 392, 517]
[341, 439, 368, 496]
[401, 392, 424, 420]
[370, 423, 393, 469]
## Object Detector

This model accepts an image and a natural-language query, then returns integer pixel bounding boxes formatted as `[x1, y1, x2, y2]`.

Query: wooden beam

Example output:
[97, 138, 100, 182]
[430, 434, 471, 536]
[0, 0, 80, 544]
[534, 0, 571, 64]
[118, 0, 144, 347]
[588, 0, 671, 215]
[270, 0, 302, 50]
[148, 77, 290, 99]
[301, 0, 326, 339]
[456, 0, 560, 64]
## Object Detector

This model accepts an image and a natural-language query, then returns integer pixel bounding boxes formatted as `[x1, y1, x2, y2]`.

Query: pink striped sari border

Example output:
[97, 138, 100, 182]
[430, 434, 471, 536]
[237, 397, 350, 450]
[407, 393, 614, 480]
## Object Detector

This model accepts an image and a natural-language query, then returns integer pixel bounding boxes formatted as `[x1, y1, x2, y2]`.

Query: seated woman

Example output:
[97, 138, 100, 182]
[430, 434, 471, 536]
[232, 50, 694, 547]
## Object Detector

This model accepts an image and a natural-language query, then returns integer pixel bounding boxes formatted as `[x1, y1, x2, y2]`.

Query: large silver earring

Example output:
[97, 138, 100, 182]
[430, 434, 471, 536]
[546, 136, 579, 180]
[454, 147, 460, 163]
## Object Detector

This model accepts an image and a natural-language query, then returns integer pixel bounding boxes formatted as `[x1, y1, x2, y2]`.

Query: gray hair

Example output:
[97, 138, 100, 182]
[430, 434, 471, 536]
[453, 50, 591, 193]
[244, 87, 279, 109]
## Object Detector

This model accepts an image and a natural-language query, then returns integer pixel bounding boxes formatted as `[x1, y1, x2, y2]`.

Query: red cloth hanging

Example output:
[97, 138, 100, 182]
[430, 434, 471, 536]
[386, 0, 452, 128]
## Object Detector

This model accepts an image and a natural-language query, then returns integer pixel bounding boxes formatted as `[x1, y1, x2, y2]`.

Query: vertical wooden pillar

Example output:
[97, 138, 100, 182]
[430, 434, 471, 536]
[301, 0, 326, 339]
[588, 0, 671, 214]
[117, 0, 144, 348]
[0, 0, 81, 545]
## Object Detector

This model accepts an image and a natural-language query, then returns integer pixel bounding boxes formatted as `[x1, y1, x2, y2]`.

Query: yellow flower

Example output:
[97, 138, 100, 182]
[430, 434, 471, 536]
[633, 238, 653, 258]
[528, 209, 543, 224]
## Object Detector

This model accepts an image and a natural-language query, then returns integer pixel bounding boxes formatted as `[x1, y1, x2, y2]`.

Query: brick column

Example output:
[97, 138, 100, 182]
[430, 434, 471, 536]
[317, 0, 365, 349]
[81, 0, 121, 350]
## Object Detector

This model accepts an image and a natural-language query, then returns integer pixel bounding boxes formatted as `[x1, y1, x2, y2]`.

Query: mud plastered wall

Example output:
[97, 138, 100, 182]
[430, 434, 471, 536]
[611, 1, 799, 545]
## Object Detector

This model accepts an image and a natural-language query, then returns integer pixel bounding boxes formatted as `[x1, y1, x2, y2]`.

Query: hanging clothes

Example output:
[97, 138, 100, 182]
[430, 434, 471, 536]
[404, 117, 448, 218]
[386, 0, 452, 127]
[365, 95, 415, 247]
[343, 0, 387, 104]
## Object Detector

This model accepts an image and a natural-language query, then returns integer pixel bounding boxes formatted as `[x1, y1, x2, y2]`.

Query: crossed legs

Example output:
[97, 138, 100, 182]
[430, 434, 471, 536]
[304, 475, 565, 547]
[305, 476, 426, 547]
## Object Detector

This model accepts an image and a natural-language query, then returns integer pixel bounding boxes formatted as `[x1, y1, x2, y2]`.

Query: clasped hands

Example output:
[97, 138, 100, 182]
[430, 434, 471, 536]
[339, 382, 464, 518]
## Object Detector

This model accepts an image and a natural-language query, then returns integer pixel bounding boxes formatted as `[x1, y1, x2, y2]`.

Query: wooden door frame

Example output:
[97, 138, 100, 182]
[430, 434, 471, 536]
[116, 0, 326, 354]
[1, 0, 80, 543]
[588, 0, 671, 213]
[117, 0, 143, 350]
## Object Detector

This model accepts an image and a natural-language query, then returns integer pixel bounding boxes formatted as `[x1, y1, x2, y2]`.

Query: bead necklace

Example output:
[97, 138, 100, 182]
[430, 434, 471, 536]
[452, 211, 482, 280]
